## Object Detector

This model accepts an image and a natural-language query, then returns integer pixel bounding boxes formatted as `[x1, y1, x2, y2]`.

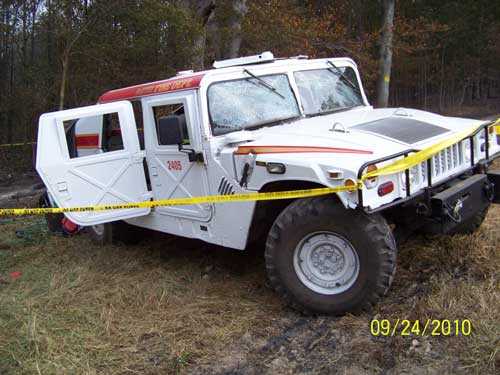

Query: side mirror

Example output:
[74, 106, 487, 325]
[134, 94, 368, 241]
[157, 116, 183, 145]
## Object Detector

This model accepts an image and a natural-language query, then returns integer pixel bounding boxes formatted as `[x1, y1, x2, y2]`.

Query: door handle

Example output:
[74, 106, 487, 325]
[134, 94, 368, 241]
[57, 182, 68, 192]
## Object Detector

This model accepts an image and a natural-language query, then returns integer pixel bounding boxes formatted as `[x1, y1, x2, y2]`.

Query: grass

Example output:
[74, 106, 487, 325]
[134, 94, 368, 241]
[0, 202, 498, 374]
[0, 217, 281, 374]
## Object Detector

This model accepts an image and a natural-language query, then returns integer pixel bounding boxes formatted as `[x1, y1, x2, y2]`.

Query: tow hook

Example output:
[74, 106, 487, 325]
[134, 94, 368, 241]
[445, 199, 464, 223]
[415, 202, 430, 216]
[484, 181, 495, 202]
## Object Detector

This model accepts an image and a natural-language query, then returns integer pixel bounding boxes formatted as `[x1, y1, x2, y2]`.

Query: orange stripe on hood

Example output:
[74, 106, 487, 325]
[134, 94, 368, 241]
[234, 145, 373, 155]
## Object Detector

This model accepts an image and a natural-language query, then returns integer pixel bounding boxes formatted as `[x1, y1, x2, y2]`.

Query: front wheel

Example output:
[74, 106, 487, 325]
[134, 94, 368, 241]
[265, 196, 397, 315]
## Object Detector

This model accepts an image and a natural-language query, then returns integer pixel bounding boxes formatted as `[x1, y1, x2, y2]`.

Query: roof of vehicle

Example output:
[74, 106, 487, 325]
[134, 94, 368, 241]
[98, 73, 205, 103]
[98, 55, 357, 104]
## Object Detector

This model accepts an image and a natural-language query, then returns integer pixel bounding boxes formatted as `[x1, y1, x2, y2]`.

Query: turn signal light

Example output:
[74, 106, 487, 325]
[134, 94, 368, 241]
[377, 181, 394, 196]
[366, 164, 378, 174]
[364, 164, 378, 189]
[344, 178, 357, 193]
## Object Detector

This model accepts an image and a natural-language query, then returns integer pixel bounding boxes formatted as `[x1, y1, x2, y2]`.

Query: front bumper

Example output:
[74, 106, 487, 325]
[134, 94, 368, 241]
[422, 173, 495, 234]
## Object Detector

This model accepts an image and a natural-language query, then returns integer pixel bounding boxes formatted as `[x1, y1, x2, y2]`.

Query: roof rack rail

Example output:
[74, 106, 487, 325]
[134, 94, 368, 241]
[213, 51, 274, 69]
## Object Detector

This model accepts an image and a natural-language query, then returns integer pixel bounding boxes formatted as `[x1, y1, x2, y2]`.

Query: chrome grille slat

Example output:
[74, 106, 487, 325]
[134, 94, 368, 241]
[426, 140, 468, 185]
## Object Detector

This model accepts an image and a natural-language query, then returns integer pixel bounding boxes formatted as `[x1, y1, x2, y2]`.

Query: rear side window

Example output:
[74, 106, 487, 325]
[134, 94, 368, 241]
[69, 112, 124, 158]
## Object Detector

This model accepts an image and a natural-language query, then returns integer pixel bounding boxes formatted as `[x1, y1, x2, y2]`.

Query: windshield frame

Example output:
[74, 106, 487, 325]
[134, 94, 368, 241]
[206, 73, 301, 136]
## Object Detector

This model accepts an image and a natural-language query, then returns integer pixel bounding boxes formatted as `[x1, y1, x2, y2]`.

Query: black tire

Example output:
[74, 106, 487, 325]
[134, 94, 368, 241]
[265, 196, 397, 315]
[39, 193, 63, 234]
[88, 221, 144, 246]
[449, 207, 489, 235]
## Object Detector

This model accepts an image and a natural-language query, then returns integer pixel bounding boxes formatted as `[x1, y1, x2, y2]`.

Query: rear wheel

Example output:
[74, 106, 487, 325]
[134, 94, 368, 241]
[88, 221, 144, 245]
[265, 196, 397, 315]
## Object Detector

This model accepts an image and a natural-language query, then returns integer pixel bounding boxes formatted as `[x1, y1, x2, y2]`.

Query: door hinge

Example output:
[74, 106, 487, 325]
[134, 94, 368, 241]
[142, 191, 153, 200]
[132, 151, 146, 163]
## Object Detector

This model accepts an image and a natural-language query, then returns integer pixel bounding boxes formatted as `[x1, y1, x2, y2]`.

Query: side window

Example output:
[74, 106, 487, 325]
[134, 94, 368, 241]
[68, 112, 124, 158]
[102, 112, 124, 152]
[152, 103, 190, 146]
[131, 100, 145, 150]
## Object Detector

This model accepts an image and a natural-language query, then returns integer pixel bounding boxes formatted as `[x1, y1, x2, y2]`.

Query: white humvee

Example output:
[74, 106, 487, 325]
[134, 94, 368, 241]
[37, 52, 500, 314]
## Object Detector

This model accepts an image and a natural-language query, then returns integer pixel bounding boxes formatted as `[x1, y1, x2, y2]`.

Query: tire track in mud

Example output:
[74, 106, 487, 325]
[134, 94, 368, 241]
[191, 316, 353, 375]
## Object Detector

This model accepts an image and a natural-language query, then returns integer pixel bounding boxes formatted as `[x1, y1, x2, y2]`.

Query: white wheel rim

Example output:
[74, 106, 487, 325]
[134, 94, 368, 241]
[293, 231, 360, 295]
[92, 224, 105, 236]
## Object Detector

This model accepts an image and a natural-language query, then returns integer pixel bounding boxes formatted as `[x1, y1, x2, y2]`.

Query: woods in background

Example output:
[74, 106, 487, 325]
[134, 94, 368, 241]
[1, 0, 499, 145]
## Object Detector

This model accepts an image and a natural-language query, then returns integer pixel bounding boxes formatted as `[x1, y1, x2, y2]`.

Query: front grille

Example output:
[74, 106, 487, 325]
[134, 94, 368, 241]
[407, 140, 468, 191]
[431, 141, 465, 179]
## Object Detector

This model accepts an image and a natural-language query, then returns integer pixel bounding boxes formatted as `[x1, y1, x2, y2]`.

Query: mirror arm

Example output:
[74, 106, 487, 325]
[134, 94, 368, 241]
[178, 144, 204, 163]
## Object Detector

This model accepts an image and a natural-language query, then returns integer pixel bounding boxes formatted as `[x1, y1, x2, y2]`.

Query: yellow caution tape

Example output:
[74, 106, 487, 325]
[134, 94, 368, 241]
[0, 141, 36, 148]
[0, 119, 498, 217]
[0, 184, 362, 216]
[493, 118, 500, 134]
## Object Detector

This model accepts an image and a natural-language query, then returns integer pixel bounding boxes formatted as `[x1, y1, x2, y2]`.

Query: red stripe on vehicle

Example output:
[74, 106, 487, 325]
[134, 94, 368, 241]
[76, 134, 99, 148]
[98, 74, 204, 103]
[234, 145, 373, 155]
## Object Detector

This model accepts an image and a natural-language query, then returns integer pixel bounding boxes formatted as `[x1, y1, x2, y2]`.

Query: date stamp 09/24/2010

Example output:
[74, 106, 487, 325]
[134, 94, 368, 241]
[369, 319, 472, 337]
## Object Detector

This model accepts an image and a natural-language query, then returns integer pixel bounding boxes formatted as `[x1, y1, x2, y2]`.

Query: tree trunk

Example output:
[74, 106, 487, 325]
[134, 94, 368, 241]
[59, 52, 69, 110]
[224, 0, 247, 59]
[193, 32, 207, 70]
[376, 0, 395, 108]
[30, 1, 37, 63]
[184, 0, 215, 69]
[46, 0, 53, 69]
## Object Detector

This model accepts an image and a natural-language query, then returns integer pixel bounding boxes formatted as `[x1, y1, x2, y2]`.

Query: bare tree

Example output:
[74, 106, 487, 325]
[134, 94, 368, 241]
[182, 0, 216, 69]
[224, 0, 247, 58]
[376, 0, 395, 108]
[57, 0, 101, 110]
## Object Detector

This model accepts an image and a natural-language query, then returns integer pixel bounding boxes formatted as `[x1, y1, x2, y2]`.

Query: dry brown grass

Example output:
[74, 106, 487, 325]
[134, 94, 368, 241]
[0, 218, 283, 374]
[0, 201, 499, 374]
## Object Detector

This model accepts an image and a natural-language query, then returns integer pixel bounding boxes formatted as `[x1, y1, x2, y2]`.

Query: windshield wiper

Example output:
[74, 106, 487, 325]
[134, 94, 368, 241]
[306, 105, 360, 118]
[243, 68, 285, 99]
[244, 115, 301, 131]
[326, 61, 360, 93]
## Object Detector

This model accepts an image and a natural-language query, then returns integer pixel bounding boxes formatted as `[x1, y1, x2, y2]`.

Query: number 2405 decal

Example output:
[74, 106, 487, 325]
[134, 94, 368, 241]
[167, 160, 182, 171]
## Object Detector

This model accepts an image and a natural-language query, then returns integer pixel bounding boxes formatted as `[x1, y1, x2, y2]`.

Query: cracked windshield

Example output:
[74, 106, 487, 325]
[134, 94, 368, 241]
[208, 74, 300, 135]
[294, 67, 364, 116]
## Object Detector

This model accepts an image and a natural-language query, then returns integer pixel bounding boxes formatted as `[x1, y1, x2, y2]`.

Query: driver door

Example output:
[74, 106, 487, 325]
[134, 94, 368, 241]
[142, 91, 213, 221]
[36, 101, 151, 225]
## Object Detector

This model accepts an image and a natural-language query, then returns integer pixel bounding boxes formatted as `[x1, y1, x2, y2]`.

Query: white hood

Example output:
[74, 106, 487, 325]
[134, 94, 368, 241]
[229, 106, 485, 161]
[221, 106, 486, 190]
